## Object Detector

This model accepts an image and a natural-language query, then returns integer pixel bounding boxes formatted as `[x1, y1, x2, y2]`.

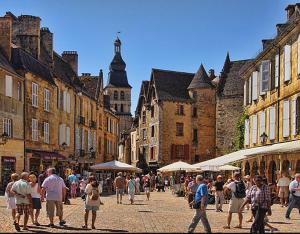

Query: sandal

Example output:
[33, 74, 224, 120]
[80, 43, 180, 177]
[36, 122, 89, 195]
[82, 225, 88, 229]
[223, 226, 230, 229]
[22, 227, 29, 231]
[234, 225, 242, 229]
[14, 222, 20, 232]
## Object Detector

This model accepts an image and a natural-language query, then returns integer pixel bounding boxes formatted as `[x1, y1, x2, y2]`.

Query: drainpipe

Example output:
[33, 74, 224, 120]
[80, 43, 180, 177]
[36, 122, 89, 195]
[23, 74, 26, 171]
[277, 46, 281, 143]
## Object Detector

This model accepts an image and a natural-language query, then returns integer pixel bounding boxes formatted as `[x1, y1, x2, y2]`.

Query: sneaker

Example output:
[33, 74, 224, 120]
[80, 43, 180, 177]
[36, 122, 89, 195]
[216, 209, 220, 212]
[219, 208, 223, 212]
[59, 220, 66, 226]
[285, 216, 291, 220]
[14, 223, 20, 232]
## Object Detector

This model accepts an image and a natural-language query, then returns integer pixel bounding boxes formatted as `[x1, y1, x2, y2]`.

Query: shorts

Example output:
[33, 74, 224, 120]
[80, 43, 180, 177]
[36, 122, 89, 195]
[16, 204, 31, 215]
[116, 188, 124, 196]
[144, 187, 150, 193]
[229, 197, 244, 213]
[32, 198, 41, 209]
[278, 186, 289, 198]
[7, 197, 16, 210]
[128, 190, 135, 200]
[85, 204, 99, 211]
[46, 200, 63, 218]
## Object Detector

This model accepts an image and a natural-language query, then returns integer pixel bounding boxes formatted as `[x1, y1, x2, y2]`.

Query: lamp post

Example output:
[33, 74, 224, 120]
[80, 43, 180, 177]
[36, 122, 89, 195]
[0, 132, 9, 145]
[260, 132, 268, 145]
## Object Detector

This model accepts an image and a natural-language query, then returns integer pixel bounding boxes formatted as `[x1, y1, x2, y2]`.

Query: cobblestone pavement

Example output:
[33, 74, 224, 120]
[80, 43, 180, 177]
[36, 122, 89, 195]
[0, 190, 299, 233]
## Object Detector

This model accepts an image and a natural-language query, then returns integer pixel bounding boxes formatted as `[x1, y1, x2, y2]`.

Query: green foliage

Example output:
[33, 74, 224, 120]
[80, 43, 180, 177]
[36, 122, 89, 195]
[232, 109, 248, 152]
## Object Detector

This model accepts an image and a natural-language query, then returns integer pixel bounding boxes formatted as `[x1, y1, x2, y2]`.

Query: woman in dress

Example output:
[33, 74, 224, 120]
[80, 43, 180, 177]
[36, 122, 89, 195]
[71, 181, 78, 199]
[29, 174, 41, 226]
[127, 176, 136, 204]
[82, 176, 101, 229]
[5, 173, 19, 223]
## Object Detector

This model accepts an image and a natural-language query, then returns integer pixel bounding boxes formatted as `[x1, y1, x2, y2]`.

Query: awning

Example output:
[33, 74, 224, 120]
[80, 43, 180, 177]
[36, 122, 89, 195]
[193, 140, 300, 170]
[31, 150, 66, 160]
[158, 161, 197, 172]
[90, 160, 141, 172]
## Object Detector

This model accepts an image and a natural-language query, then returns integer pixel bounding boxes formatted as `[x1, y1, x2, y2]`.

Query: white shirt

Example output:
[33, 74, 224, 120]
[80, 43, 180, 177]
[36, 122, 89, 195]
[277, 177, 290, 187]
[226, 180, 246, 199]
[30, 183, 41, 198]
[289, 180, 300, 197]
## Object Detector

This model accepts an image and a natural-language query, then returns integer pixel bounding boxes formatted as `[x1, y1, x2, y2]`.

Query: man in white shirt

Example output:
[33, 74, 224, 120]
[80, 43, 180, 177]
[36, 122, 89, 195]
[285, 173, 300, 219]
[277, 172, 290, 207]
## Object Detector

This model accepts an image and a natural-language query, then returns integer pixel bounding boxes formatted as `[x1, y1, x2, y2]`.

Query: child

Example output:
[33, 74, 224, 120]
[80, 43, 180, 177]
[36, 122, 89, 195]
[71, 181, 78, 199]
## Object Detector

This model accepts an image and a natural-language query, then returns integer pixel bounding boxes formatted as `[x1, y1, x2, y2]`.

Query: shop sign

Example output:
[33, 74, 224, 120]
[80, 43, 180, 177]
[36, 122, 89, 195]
[2, 157, 16, 163]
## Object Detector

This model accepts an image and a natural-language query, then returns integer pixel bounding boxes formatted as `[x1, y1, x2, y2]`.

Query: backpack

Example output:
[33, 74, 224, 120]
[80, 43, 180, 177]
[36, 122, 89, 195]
[234, 181, 246, 198]
[91, 187, 99, 200]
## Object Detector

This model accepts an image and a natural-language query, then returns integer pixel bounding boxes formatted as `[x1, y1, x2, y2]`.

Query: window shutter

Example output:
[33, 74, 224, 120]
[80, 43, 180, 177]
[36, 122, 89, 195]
[67, 92, 71, 113]
[259, 111, 266, 137]
[75, 127, 80, 150]
[284, 45, 291, 82]
[260, 60, 270, 94]
[66, 126, 70, 146]
[184, 144, 189, 160]
[292, 97, 297, 136]
[59, 124, 63, 145]
[275, 54, 279, 88]
[283, 100, 290, 137]
[244, 119, 250, 146]
[88, 129, 91, 151]
[252, 71, 258, 101]
[81, 128, 85, 150]
[5, 75, 12, 97]
[248, 75, 252, 103]
[252, 115, 257, 144]
[298, 35, 300, 75]
[297, 97, 300, 134]
[93, 131, 97, 151]
[63, 91, 67, 112]
[269, 107, 276, 140]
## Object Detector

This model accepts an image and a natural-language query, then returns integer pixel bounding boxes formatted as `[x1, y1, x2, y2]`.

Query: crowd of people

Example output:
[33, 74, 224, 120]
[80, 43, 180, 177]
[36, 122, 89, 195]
[4, 167, 300, 233]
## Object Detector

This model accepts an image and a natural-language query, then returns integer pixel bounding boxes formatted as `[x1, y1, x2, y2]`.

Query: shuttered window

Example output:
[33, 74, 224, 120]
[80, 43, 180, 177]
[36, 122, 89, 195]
[44, 89, 50, 112]
[5, 75, 12, 97]
[66, 126, 70, 146]
[248, 75, 252, 103]
[292, 97, 297, 136]
[75, 127, 81, 150]
[244, 119, 250, 146]
[252, 115, 257, 144]
[284, 45, 291, 82]
[44, 122, 49, 144]
[259, 111, 266, 137]
[32, 119, 38, 141]
[3, 118, 12, 138]
[63, 91, 67, 112]
[81, 128, 85, 150]
[297, 97, 300, 134]
[283, 100, 290, 137]
[252, 71, 258, 101]
[32, 83, 38, 107]
[275, 54, 279, 88]
[59, 124, 66, 145]
[66, 92, 71, 113]
[93, 131, 97, 151]
[269, 106, 276, 140]
[298, 35, 300, 75]
[88, 130, 92, 151]
[260, 60, 270, 94]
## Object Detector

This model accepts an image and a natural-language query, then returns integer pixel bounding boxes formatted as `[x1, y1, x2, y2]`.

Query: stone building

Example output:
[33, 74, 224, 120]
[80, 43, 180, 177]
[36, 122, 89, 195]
[0, 15, 25, 189]
[104, 38, 132, 136]
[214, 53, 250, 156]
[135, 66, 216, 171]
[240, 3, 300, 182]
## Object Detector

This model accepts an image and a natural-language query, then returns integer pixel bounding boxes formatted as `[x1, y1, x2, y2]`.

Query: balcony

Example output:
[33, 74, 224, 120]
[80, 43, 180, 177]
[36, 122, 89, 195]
[78, 116, 85, 125]
[89, 120, 97, 129]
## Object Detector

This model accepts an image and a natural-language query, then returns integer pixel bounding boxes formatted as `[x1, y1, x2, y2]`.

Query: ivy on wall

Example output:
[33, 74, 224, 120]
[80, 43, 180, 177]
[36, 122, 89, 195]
[232, 108, 248, 152]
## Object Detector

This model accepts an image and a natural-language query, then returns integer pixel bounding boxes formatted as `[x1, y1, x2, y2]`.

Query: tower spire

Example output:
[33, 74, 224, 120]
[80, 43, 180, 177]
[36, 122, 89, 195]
[114, 37, 121, 54]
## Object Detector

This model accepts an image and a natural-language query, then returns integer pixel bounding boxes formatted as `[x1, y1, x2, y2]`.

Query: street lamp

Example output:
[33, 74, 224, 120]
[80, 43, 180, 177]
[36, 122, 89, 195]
[260, 132, 268, 144]
[0, 132, 9, 145]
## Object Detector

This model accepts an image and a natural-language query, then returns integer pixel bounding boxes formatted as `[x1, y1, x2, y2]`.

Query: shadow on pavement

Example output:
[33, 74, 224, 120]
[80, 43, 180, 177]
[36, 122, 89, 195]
[123, 203, 147, 206]
[269, 221, 293, 224]
[138, 210, 153, 213]
[98, 228, 128, 232]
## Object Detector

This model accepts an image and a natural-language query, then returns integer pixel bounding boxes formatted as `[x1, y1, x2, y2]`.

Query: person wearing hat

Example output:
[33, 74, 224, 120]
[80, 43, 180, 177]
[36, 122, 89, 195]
[285, 173, 300, 219]
[213, 175, 225, 212]
[223, 172, 246, 229]
[114, 172, 125, 204]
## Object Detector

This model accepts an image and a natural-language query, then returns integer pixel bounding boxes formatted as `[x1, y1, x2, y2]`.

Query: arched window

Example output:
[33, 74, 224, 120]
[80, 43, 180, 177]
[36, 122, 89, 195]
[120, 91, 125, 100]
[114, 91, 118, 100]
[269, 161, 277, 184]
[252, 161, 259, 176]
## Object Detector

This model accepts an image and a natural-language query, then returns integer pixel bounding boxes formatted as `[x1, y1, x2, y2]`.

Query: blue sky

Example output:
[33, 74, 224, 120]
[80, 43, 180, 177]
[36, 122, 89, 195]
[1, 0, 297, 114]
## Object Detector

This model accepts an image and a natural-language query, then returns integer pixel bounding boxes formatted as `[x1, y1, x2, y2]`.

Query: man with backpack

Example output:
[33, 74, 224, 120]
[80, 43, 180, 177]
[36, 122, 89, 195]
[223, 172, 246, 229]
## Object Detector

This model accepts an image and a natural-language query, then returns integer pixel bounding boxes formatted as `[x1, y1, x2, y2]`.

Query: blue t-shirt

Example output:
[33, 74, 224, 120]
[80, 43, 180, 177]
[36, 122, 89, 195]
[195, 183, 209, 206]
[68, 174, 77, 184]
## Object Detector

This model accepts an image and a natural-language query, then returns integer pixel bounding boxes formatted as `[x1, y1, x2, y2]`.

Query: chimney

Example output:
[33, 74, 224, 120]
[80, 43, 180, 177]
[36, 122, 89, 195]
[262, 39, 273, 50]
[208, 69, 215, 79]
[15, 15, 41, 59]
[62, 51, 78, 75]
[40, 27, 53, 63]
[285, 4, 295, 20]
[0, 16, 12, 61]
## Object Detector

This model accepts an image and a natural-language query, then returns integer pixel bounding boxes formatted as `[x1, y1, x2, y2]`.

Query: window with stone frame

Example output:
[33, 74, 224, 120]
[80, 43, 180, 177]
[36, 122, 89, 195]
[192, 107, 197, 118]
[120, 91, 125, 100]
[121, 104, 124, 112]
[3, 118, 12, 138]
[171, 144, 189, 160]
[296, 96, 300, 134]
[151, 105, 155, 118]
[114, 91, 118, 100]
[193, 129, 198, 143]
[151, 125, 155, 137]
[176, 122, 184, 136]
[176, 104, 184, 115]
[115, 104, 118, 111]
[142, 111, 146, 123]
[142, 129, 147, 140]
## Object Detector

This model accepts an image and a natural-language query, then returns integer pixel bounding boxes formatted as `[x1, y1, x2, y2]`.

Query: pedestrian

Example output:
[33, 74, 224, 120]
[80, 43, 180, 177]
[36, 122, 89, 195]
[71, 181, 78, 198]
[5, 173, 19, 224]
[244, 175, 252, 211]
[135, 175, 141, 195]
[240, 175, 271, 234]
[127, 175, 136, 204]
[143, 175, 151, 201]
[106, 176, 113, 194]
[170, 175, 175, 194]
[277, 172, 290, 207]
[213, 175, 225, 212]
[114, 172, 125, 204]
[223, 172, 246, 229]
[41, 168, 66, 227]
[68, 171, 78, 184]
[11, 172, 32, 231]
[187, 176, 199, 209]
[82, 176, 101, 229]
[79, 178, 87, 197]
[29, 174, 41, 226]
[285, 173, 300, 219]
[187, 175, 211, 233]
